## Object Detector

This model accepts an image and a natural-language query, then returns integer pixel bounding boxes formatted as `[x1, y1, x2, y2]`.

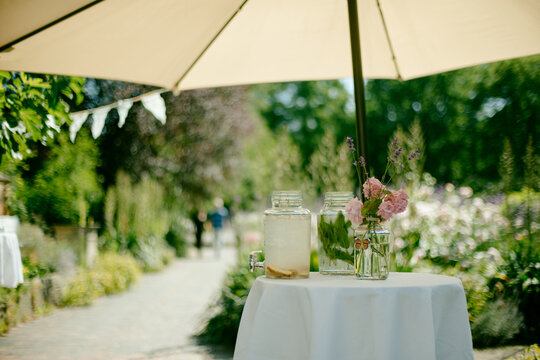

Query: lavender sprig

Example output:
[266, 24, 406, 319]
[346, 137, 355, 152]
[390, 137, 398, 152]
[345, 137, 420, 201]
[408, 149, 420, 160]
[346, 137, 367, 201]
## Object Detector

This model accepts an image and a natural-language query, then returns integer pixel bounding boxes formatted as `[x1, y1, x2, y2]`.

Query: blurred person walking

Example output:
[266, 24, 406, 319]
[190, 209, 206, 257]
[209, 198, 228, 259]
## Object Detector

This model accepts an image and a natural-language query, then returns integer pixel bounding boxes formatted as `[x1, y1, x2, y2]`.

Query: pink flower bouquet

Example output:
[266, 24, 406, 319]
[344, 136, 418, 225]
[345, 137, 419, 279]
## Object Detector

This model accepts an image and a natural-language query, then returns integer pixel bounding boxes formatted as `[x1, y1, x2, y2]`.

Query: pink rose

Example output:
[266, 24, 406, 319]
[363, 177, 385, 200]
[345, 197, 364, 224]
[377, 200, 395, 220]
[389, 189, 408, 213]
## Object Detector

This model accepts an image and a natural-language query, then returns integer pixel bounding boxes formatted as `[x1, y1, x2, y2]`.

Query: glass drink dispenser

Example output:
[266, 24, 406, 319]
[250, 191, 311, 279]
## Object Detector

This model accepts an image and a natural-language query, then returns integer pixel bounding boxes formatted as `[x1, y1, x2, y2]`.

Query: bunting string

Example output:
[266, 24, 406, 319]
[68, 88, 169, 142]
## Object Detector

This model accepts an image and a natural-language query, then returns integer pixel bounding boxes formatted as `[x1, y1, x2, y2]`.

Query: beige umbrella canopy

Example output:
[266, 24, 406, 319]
[1, 0, 540, 155]
[2, 0, 539, 89]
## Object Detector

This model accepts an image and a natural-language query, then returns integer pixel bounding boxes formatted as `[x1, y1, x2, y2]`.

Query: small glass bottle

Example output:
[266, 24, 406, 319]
[262, 191, 311, 279]
[317, 192, 355, 275]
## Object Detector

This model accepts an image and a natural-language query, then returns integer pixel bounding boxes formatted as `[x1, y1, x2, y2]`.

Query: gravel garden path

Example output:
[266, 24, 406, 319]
[0, 245, 237, 360]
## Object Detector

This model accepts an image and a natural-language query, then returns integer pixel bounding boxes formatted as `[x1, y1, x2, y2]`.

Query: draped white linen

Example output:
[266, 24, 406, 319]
[0, 216, 24, 288]
[234, 272, 474, 360]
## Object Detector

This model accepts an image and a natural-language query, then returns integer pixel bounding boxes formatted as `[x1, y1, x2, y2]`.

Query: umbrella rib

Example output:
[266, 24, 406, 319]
[376, 0, 402, 81]
[172, 0, 249, 92]
[0, 0, 104, 52]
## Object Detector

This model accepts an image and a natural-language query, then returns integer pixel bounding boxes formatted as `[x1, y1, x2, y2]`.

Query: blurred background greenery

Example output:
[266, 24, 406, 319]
[0, 55, 538, 347]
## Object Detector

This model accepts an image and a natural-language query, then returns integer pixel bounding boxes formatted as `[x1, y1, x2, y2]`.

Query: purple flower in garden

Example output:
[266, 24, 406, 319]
[408, 149, 420, 160]
[387, 156, 396, 163]
[346, 137, 355, 152]
[390, 137, 398, 151]
[358, 156, 366, 167]
[393, 147, 403, 158]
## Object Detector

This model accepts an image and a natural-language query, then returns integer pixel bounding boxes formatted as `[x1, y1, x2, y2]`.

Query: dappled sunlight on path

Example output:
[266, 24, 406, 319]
[0, 247, 237, 360]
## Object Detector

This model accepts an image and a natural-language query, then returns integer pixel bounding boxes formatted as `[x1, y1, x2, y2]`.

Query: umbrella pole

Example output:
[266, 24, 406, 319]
[347, 0, 368, 170]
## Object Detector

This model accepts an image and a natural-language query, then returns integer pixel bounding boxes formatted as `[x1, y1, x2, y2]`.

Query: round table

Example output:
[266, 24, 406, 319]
[233, 272, 473, 360]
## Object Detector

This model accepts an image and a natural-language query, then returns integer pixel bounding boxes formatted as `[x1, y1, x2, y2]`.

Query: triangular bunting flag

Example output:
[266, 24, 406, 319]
[116, 99, 133, 128]
[91, 107, 110, 139]
[141, 93, 166, 124]
[69, 113, 89, 142]
[46, 115, 61, 133]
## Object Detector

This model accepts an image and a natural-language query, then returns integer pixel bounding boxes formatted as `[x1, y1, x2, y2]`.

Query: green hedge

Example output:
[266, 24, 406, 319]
[61, 252, 141, 306]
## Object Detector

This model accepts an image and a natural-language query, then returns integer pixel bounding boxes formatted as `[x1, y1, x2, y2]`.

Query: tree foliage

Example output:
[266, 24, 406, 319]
[15, 130, 102, 226]
[251, 80, 355, 168]
[87, 80, 254, 205]
[252, 56, 539, 190]
[0, 72, 85, 160]
[308, 130, 354, 194]
[230, 121, 316, 208]
[365, 55, 539, 188]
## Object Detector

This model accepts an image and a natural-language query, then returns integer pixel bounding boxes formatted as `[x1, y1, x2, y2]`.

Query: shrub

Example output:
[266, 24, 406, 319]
[93, 253, 141, 294]
[391, 174, 506, 272]
[490, 189, 539, 343]
[61, 270, 103, 307]
[165, 220, 188, 258]
[18, 223, 77, 277]
[17, 130, 102, 226]
[197, 262, 258, 348]
[100, 172, 177, 271]
[61, 252, 140, 306]
[470, 299, 523, 348]
[0, 287, 19, 335]
[132, 235, 175, 272]
[507, 344, 540, 360]
[390, 174, 539, 345]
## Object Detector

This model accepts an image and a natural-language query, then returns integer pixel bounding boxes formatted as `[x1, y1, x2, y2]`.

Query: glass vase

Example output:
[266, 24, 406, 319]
[354, 219, 391, 280]
[317, 192, 355, 275]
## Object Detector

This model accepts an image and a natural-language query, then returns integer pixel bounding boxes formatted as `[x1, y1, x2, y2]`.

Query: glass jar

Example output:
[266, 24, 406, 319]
[317, 192, 355, 275]
[354, 218, 391, 280]
[256, 191, 311, 279]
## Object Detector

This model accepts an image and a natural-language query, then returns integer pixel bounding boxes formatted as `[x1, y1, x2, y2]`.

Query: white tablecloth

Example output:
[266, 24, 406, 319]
[234, 272, 473, 360]
[0, 216, 24, 288]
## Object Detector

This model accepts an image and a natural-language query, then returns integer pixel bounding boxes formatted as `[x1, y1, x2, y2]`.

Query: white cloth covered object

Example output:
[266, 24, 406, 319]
[234, 272, 474, 360]
[0, 216, 24, 288]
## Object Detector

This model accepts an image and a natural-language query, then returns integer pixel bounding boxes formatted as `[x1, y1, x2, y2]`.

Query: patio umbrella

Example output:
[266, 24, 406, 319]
[1, 0, 539, 158]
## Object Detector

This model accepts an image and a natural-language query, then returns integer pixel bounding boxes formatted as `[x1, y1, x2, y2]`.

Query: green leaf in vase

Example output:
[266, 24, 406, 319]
[361, 198, 382, 216]
[318, 212, 354, 265]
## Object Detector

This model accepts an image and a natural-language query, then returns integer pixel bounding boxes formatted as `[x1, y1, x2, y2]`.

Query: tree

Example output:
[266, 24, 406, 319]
[16, 130, 102, 226]
[0, 72, 84, 160]
[91, 81, 255, 205]
[251, 80, 355, 168]
[308, 130, 354, 195]
[252, 56, 539, 189]
[365, 55, 539, 188]
[230, 121, 317, 209]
